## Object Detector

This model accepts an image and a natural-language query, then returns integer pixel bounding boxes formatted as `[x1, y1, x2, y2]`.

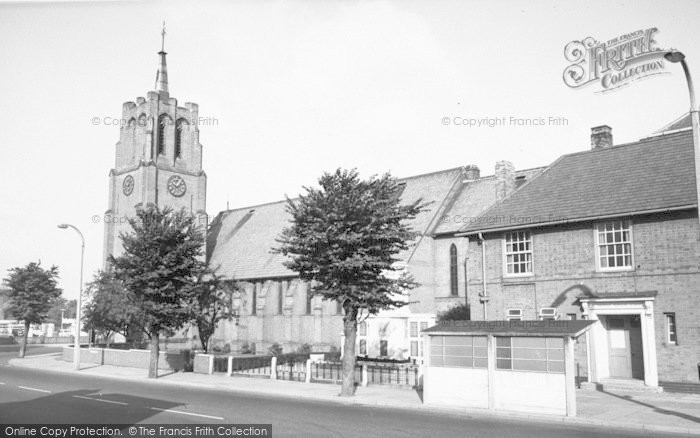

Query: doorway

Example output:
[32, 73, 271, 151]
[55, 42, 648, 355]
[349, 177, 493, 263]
[605, 315, 644, 379]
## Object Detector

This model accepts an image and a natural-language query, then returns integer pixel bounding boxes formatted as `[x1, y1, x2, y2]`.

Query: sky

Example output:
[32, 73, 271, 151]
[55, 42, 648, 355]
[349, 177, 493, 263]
[1, 0, 699, 300]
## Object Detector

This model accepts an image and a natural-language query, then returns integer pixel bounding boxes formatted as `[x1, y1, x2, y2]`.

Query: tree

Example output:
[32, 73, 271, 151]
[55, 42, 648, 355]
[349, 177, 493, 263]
[275, 168, 426, 396]
[109, 206, 205, 378]
[193, 270, 233, 353]
[438, 303, 471, 322]
[46, 297, 76, 328]
[83, 270, 144, 348]
[3, 262, 62, 357]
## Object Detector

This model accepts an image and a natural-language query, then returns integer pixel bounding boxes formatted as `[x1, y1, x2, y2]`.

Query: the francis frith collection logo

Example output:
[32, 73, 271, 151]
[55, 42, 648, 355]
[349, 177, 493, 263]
[563, 28, 667, 92]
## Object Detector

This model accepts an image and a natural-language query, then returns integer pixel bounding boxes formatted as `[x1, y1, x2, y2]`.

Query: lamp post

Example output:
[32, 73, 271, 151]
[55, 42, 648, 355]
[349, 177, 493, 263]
[57, 224, 85, 370]
[664, 51, 700, 230]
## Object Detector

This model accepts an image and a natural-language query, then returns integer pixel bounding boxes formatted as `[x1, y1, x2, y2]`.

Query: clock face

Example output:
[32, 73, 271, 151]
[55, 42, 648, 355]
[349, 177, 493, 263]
[122, 175, 134, 196]
[167, 175, 187, 197]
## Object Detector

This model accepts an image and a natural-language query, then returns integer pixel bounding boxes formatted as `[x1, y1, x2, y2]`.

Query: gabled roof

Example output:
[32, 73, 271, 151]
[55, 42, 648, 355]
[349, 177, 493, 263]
[458, 129, 697, 234]
[433, 167, 545, 235]
[208, 167, 464, 280]
[650, 113, 691, 136]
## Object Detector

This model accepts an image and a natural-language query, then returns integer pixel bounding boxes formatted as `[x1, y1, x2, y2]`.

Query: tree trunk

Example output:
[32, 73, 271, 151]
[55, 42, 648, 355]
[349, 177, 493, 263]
[148, 331, 159, 379]
[18, 321, 30, 358]
[340, 308, 358, 397]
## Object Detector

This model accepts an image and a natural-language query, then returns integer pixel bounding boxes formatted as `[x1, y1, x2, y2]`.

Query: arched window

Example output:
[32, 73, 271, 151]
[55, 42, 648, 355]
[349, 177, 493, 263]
[449, 244, 458, 296]
[175, 118, 188, 159]
[157, 114, 170, 155]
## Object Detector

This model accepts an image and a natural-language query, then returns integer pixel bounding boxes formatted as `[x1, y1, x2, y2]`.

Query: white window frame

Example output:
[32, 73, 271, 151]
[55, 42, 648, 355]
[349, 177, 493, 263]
[506, 308, 522, 321]
[595, 219, 634, 272]
[408, 320, 429, 358]
[503, 231, 534, 277]
[539, 307, 558, 320]
[665, 313, 677, 345]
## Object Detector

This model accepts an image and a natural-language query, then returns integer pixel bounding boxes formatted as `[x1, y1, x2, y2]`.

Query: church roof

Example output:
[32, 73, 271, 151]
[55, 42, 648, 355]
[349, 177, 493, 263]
[432, 167, 545, 235]
[458, 129, 697, 235]
[207, 167, 465, 281]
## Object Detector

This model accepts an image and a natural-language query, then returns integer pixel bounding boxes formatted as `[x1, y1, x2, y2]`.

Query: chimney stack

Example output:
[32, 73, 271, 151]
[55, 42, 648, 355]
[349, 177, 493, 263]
[591, 125, 613, 149]
[463, 164, 480, 181]
[495, 161, 515, 201]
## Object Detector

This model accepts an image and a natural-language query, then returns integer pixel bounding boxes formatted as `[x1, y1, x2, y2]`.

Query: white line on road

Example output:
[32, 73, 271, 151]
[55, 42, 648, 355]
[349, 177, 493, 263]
[72, 395, 128, 406]
[149, 407, 224, 420]
[0, 382, 5, 385]
[18, 386, 50, 393]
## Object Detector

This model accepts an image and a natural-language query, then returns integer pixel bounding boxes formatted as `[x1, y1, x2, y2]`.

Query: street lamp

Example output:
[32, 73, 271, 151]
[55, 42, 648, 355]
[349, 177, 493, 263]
[664, 50, 700, 231]
[57, 223, 85, 370]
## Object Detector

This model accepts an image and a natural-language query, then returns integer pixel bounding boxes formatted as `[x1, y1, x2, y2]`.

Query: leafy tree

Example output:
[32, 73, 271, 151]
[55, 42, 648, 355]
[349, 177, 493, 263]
[438, 303, 471, 322]
[46, 297, 76, 328]
[109, 206, 205, 378]
[275, 168, 426, 396]
[83, 270, 144, 347]
[3, 262, 62, 357]
[193, 271, 233, 353]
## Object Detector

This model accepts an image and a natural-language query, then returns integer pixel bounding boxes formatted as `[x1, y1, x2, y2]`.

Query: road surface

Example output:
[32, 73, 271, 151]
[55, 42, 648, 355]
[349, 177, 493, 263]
[0, 362, 684, 437]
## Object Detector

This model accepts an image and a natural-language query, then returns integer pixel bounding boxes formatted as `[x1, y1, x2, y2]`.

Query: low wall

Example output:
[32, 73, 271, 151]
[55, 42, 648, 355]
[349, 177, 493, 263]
[63, 346, 185, 371]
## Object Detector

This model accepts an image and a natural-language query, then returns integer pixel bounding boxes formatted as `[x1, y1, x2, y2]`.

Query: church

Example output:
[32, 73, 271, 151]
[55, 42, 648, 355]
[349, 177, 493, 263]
[103, 38, 700, 388]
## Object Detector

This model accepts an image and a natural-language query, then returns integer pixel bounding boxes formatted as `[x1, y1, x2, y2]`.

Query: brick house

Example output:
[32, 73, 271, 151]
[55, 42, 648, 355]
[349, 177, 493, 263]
[450, 119, 700, 387]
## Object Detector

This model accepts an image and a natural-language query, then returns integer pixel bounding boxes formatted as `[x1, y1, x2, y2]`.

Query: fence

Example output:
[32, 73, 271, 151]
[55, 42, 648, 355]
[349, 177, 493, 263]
[195, 353, 422, 389]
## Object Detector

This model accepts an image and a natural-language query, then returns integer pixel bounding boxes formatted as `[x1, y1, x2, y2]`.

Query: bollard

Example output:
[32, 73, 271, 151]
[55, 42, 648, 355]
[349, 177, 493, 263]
[361, 364, 368, 387]
[305, 359, 312, 383]
[227, 356, 233, 377]
[208, 354, 214, 375]
[270, 356, 277, 380]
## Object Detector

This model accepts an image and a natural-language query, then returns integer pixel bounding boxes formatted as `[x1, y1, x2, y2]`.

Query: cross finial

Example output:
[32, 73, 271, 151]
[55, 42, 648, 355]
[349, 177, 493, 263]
[161, 21, 166, 52]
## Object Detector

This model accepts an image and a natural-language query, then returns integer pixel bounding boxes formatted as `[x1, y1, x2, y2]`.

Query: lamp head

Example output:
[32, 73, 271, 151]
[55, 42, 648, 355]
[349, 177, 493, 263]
[664, 51, 686, 63]
[57, 224, 68, 229]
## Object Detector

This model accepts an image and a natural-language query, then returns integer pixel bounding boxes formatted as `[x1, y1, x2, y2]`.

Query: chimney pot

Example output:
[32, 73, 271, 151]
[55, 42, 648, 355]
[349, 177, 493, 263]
[463, 165, 480, 181]
[591, 125, 613, 149]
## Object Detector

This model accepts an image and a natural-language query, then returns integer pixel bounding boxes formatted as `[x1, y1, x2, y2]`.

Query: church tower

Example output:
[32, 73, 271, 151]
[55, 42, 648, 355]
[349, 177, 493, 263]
[103, 27, 208, 267]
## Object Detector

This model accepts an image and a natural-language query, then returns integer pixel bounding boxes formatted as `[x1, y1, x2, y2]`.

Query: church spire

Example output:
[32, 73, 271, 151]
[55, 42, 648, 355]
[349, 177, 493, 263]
[155, 21, 168, 94]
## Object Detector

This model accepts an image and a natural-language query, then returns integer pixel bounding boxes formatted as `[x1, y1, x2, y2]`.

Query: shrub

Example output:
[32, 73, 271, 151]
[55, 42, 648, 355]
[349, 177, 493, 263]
[296, 343, 312, 354]
[268, 342, 283, 356]
[240, 342, 252, 354]
[438, 303, 470, 321]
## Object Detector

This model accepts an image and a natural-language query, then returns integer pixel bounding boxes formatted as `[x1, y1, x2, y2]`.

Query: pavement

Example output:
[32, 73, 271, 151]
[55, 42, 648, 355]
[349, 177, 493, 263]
[7, 353, 700, 436]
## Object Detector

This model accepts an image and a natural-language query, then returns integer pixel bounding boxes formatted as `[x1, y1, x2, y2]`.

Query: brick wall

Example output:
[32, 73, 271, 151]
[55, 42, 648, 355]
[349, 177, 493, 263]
[459, 210, 700, 383]
[63, 346, 185, 371]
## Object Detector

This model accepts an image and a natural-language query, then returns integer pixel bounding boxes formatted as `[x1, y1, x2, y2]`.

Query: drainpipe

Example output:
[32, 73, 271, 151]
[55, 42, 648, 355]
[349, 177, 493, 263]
[478, 232, 488, 320]
[463, 237, 470, 314]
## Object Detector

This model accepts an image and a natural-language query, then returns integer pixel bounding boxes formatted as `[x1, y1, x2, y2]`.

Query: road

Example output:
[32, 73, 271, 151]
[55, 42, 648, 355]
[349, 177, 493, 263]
[0, 363, 685, 438]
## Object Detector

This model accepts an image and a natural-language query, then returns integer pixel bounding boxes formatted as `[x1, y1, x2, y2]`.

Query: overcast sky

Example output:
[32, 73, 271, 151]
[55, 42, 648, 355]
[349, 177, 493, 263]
[1, 0, 699, 300]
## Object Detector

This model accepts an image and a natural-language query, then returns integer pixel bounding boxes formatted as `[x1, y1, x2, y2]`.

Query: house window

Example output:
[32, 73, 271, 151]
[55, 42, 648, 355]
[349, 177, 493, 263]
[157, 114, 169, 155]
[359, 339, 367, 355]
[429, 335, 487, 368]
[496, 337, 564, 373]
[409, 321, 428, 358]
[596, 219, 633, 270]
[566, 313, 577, 321]
[336, 299, 343, 315]
[665, 313, 677, 344]
[506, 309, 522, 321]
[251, 285, 257, 316]
[504, 231, 533, 275]
[380, 340, 388, 357]
[306, 291, 312, 315]
[359, 321, 367, 337]
[449, 244, 458, 296]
